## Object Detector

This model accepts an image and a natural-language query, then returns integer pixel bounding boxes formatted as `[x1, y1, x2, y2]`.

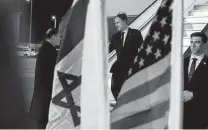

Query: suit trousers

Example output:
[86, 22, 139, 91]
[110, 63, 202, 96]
[183, 103, 207, 129]
[111, 73, 126, 101]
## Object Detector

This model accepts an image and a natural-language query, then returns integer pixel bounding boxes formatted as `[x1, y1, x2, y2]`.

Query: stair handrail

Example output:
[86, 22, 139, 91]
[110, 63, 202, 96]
[128, 0, 159, 26]
[184, 0, 197, 15]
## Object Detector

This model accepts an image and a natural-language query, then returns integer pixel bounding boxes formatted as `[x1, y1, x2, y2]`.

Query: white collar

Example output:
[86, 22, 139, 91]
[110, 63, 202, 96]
[46, 39, 51, 43]
[190, 53, 204, 61]
[45, 39, 56, 47]
[122, 27, 129, 34]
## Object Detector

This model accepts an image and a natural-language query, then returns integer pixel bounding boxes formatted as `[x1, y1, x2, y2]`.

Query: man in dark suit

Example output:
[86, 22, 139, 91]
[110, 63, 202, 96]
[183, 32, 208, 129]
[109, 13, 143, 100]
[29, 28, 59, 129]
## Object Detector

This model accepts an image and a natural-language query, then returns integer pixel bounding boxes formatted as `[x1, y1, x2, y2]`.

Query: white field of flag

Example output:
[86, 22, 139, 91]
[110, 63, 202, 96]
[81, 0, 109, 129]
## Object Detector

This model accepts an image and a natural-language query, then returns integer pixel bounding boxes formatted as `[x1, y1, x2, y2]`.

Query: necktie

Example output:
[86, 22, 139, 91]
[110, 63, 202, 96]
[188, 58, 198, 81]
[121, 32, 124, 46]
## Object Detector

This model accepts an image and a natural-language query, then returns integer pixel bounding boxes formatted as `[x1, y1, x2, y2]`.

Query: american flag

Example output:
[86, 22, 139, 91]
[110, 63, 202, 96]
[111, 0, 173, 129]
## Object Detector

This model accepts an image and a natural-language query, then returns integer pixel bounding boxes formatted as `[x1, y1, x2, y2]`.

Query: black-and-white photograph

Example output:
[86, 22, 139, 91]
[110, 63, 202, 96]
[0, 0, 208, 129]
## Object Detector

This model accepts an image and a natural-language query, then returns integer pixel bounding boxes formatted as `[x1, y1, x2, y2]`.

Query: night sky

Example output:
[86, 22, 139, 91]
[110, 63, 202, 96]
[19, 0, 73, 43]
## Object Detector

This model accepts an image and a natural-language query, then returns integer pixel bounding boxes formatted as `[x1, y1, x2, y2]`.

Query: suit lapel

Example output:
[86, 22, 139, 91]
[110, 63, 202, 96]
[191, 55, 208, 81]
[184, 57, 189, 78]
[123, 28, 132, 48]
[116, 32, 123, 52]
[184, 57, 190, 89]
[116, 28, 133, 52]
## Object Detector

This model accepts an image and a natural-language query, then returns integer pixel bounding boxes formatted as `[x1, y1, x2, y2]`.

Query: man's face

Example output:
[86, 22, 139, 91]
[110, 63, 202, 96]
[50, 34, 57, 47]
[114, 17, 126, 32]
[190, 36, 204, 55]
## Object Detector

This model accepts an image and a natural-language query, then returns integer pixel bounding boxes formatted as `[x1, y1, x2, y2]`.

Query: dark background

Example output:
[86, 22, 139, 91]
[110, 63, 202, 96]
[18, 0, 137, 44]
[19, 0, 73, 43]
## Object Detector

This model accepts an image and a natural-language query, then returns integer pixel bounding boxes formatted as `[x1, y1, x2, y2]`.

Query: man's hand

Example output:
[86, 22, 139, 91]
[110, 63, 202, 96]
[183, 90, 193, 102]
[110, 100, 116, 112]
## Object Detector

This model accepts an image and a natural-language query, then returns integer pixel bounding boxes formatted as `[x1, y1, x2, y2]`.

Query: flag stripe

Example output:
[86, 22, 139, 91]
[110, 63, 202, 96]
[111, 0, 173, 128]
[111, 100, 169, 129]
[119, 53, 170, 96]
[115, 66, 170, 109]
[56, 40, 83, 72]
[111, 83, 170, 122]
[56, 0, 88, 63]
[132, 115, 168, 129]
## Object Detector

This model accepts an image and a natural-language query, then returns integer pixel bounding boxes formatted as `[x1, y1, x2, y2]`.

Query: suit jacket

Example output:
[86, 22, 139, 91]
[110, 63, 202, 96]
[183, 55, 208, 128]
[109, 28, 143, 77]
[29, 40, 58, 123]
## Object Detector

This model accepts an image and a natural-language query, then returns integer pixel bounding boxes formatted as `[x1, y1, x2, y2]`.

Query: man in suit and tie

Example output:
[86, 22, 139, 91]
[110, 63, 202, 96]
[29, 28, 60, 129]
[183, 32, 208, 129]
[109, 13, 143, 100]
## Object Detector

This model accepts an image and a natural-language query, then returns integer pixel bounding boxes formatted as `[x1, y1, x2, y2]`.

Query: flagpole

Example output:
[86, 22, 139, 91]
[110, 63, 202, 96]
[81, 0, 109, 129]
[168, 0, 184, 129]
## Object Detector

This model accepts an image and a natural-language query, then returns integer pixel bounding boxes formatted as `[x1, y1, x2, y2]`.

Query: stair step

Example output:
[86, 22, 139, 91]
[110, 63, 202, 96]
[184, 16, 208, 23]
[183, 4, 208, 53]
[184, 29, 202, 31]
[184, 22, 206, 30]
[183, 29, 201, 38]
[194, 4, 208, 10]
[189, 9, 208, 16]
[183, 38, 190, 53]
[183, 46, 189, 53]
[183, 38, 190, 46]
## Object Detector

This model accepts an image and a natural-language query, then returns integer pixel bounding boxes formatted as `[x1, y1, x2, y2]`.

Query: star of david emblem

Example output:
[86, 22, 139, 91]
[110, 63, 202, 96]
[52, 71, 81, 127]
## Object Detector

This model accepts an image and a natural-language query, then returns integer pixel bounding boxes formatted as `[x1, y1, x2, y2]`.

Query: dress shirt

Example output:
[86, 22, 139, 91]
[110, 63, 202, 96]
[188, 53, 204, 73]
[121, 27, 129, 46]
